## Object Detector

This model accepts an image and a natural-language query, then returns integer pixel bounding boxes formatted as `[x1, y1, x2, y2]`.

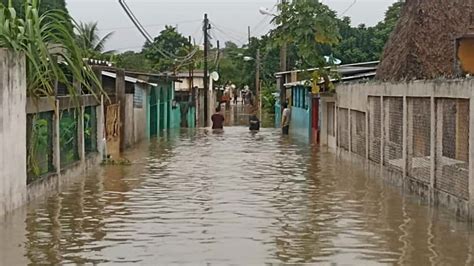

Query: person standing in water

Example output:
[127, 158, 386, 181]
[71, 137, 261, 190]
[281, 102, 291, 135]
[211, 106, 225, 130]
[249, 107, 260, 131]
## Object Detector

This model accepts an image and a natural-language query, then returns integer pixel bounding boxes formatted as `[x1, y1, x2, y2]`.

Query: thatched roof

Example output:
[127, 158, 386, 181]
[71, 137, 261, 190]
[376, 0, 472, 81]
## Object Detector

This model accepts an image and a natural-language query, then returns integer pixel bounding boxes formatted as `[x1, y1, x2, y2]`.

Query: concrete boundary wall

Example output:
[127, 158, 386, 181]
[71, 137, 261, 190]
[0, 50, 27, 217]
[0, 50, 105, 217]
[321, 79, 474, 221]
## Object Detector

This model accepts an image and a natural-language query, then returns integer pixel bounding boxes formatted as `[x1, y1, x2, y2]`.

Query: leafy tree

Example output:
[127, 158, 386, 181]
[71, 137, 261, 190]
[116, 51, 153, 72]
[372, 1, 404, 57]
[271, 0, 340, 69]
[76, 22, 114, 59]
[332, 2, 404, 64]
[143, 26, 193, 72]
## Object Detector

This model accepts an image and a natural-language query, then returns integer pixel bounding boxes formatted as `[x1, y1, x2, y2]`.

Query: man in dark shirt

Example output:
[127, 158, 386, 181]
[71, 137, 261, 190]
[249, 114, 260, 131]
[211, 107, 225, 129]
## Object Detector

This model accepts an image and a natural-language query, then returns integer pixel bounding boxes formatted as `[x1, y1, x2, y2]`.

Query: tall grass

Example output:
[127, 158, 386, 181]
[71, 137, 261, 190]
[0, 0, 102, 98]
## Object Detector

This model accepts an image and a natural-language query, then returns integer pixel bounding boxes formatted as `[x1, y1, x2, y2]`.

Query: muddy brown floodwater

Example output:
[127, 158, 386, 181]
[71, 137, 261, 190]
[1, 109, 474, 265]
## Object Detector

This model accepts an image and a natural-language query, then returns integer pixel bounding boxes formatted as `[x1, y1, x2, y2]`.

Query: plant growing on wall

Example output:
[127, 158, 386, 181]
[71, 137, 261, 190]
[27, 115, 50, 180]
[0, 0, 102, 98]
[59, 110, 78, 165]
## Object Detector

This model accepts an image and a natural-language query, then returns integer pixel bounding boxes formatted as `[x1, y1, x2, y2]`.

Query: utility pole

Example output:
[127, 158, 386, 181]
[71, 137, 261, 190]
[203, 13, 210, 127]
[248, 26, 251, 44]
[256, 48, 262, 120]
[279, 0, 288, 108]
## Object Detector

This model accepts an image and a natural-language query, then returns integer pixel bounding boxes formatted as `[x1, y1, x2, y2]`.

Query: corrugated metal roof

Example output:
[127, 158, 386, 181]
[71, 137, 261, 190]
[102, 71, 157, 87]
[275, 61, 379, 76]
[284, 71, 376, 88]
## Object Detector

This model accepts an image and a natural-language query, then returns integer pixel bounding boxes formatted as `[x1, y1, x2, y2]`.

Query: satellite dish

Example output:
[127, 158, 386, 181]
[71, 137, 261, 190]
[210, 71, 220, 81]
[324, 55, 342, 65]
[210, 71, 219, 81]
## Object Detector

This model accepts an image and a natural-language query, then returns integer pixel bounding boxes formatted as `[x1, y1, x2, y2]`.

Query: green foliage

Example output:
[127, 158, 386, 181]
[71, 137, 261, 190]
[27, 114, 52, 180]
[272, 0, 340, 68]
[76, 21, 114, 59]
[116, 51, 153, 72]
[332, 2, 404, 64]
[261, 81, 277, 113]
[143, 25, 193, 72]
[0, 0, 103, 98]
[59, 110, 79, 166]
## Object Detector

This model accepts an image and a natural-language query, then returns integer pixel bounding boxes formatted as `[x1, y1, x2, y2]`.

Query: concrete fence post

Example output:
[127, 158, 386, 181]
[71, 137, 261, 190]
[430, 96, 436, 204]
[469, 97, 474, 219]
[348, 108, 352, 153]
[78, 106, 85, 163]
[436, 99, 444, 191]
[97, 96, 105, 161]
[53, 100, 61, 176]
[74, 78, 85, 162]
[334, 104, 339, 151]
[366, 100, 369, 160]
[402, 96, 408, 180]
[0, 50, 28, 216]
[380, 96, 385, 167]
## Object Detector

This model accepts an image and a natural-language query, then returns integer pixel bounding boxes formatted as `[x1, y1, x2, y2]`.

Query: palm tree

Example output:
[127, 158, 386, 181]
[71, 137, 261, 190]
[76, 22, 115, 59]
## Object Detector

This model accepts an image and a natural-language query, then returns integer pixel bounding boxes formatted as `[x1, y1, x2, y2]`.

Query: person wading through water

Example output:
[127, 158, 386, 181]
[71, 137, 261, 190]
[211, 106, 225, 130]
[249, 107, 260, 131]
[281, 102, 291, 135]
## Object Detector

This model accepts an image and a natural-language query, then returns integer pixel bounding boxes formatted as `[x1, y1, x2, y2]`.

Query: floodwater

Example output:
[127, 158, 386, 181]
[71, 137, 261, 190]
[2, 107, 474, 265]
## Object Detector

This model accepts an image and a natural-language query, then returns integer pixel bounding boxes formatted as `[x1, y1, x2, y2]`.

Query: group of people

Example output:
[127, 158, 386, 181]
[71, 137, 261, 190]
[211, 102, 291, 135]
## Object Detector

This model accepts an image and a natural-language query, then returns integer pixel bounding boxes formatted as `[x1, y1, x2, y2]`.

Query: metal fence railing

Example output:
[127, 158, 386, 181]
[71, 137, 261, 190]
[368, 96, 382, 164]
[407, 98, 431, 184]
[337, 108, 349, 150]
[27, 112, 54, 184]
[59, 109, 80, 168]
[351, 110, 366, 157]
[84, 106, 98, 153]
[383, 97, 404, 173]
[436, 99, 469, 200]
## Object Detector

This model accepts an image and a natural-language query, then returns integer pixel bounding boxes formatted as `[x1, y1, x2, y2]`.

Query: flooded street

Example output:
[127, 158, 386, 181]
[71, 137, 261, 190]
[2, 109, 474, 265]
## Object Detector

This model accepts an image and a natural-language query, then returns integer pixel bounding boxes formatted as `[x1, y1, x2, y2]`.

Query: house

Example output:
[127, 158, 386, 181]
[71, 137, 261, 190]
[172, 70, 215, 127]
[101, 71, 180, 150]
[274, 61, 379, 143]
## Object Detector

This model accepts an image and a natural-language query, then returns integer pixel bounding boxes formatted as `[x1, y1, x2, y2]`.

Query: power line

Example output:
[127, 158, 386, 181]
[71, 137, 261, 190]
[212, 27, 245, 46]
[340, 0, 357, 16]
[99, 19, 202, 32]
[211, 23, 246, 45]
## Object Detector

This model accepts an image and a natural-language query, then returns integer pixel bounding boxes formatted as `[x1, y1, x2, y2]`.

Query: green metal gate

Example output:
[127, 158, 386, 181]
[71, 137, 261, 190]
[159, 87, 166, 132]
[150, 88, 158, 136]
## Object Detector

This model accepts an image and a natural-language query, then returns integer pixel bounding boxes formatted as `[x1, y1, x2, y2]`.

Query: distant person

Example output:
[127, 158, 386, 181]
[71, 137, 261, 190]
[281, 102, 291, 135]
[211, 107, 225, 130]
[233, 88, 238, 105]
[249, 114, 260, 131]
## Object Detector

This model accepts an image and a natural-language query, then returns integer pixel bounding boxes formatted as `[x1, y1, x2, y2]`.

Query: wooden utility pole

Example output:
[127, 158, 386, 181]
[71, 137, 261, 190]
[203, 13, 210, 126]
[256, 48, 262, 120]
[248, 26, 251, 44]
[279, 0, 288, 107]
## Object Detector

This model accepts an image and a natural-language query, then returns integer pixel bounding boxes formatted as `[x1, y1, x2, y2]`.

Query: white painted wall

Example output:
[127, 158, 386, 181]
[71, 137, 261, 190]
[124, 94, 134, 148]
[133, 85, 147, 143]
[0, 49, 27, 217]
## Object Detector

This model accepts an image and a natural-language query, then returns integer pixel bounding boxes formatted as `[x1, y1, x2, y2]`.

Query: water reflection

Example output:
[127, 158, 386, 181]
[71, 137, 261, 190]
[1, 122, 474, 264]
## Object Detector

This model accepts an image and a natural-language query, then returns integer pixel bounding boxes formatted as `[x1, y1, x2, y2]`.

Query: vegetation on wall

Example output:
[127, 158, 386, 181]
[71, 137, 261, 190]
[0, 0, 101, 97]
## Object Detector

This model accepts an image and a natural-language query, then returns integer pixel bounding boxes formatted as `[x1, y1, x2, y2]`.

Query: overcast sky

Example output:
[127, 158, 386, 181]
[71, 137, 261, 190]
[66, 0, 397, 52]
